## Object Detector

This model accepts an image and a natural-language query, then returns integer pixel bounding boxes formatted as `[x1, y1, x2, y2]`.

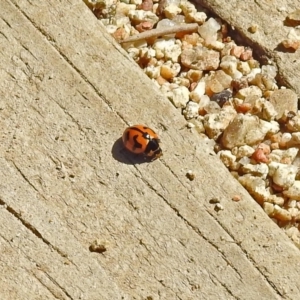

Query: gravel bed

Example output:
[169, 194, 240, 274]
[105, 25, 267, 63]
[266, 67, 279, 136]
[83, 0, 300, 248]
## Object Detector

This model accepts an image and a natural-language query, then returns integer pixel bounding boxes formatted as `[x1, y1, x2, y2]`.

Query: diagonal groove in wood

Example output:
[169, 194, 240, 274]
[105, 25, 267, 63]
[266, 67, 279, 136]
[5, 1, 299, 298]
[159, 161, 287, 296]
[0, 15, 12, 28]
[0, 31, 9, 40]
[47, 94, 84, 133]
[203, 208, 284, 297]
[136, 165, 284, 297]
[0, 193, 75, 267]
[10, 160, 39, 193]
[44, 272, 74, 300]
[10, 0, 130, 127]
[208, 272, 238, 299]
[31, 270, 73, 300]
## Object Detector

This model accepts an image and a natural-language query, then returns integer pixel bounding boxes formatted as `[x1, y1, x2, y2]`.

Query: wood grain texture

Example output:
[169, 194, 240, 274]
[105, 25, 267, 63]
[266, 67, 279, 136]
[0, 0, 299, 299]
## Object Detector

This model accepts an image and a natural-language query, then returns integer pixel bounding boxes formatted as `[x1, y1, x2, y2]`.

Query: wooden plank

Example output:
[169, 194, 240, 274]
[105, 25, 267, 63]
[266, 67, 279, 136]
[0, 0, 299, 298]
[0, 203, 121, 300]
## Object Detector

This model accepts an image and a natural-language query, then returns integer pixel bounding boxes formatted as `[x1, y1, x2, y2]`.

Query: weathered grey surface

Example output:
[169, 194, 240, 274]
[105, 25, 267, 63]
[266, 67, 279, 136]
[0, 0, 300, 299]
[197, 0, 300, 94]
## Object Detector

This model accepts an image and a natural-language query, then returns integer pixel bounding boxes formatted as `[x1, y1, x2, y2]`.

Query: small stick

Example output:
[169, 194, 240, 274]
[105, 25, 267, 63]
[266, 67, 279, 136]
[120, 23, 199, 44]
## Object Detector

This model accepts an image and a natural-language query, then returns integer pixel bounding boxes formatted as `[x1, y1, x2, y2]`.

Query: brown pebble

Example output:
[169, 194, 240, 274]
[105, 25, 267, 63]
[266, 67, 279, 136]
[222, 35, 231, 43]
[232, 195, 241, 202]
[258, 143, 271, 155]
[270, 142, 280, 150]
[182, 33, 201, 46]
[214, 203, 224, 212]
[89, 240, 108, 253]
[139, 0, 153, 11]
[198, 107, 207, 116]
[248, 24, 258, 33]
[112, 27, 128, 42]
[240, 48, 253, 61]
[252, 148, 269, 163]
[221, 24, 229, 39]
[181, 46, 220, 71]
[230, 46, 244, 58]
[231, 77, 249, 92]
[285, 9, 300, 26]
[186, 170, 195, 181]
[274, 208, 292, 221]
[235, 102, 252, 114]
[272, 183, 284, 193]
[156, 76, 168, 85]
[282, 39, 300, 51]
[251, 143, 270, 163]
[209, 197, 220, 204]
[190, 82, 198, 91]
[186, 69, 203, 83]
[136, 21, 154, 33]
[270, 132, 282, 143]
[263, 90, 273, 99]
[156, 0, 167, 15]
[269, 89, 298, 119]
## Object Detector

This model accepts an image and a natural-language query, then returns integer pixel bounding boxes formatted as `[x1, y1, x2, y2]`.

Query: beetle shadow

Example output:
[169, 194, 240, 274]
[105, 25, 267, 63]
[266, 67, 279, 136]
[111, 137, 151, 165]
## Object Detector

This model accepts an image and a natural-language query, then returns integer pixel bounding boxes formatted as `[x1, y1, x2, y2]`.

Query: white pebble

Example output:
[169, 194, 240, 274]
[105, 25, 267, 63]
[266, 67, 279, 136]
[153, 38, 176, 60]
[283, 181, 300, 200]
[268, 162, 298, 189]
[144, 65, 160, 79]
[241, 163, 269, 179]
[164, 4, 182, 19]
[198, 95, 210, 109]
[171, 86, 190, 108]
[190, 82, 206, 102]
[236, 145, 255, 158]
[128, 10, 159, 24]
[130, 0, 142, 5]
[237, 61, 251, 75]
[198, 18, 220, 43]
[218, 150, 236, 168]
[183, 101, 200, 119]
[269, 148, 299, 163]
[203, 107, 237, 139]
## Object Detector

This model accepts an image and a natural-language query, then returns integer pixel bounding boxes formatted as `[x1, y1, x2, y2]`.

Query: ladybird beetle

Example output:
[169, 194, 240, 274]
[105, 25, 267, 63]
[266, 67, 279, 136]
[122, 125, 162, 161]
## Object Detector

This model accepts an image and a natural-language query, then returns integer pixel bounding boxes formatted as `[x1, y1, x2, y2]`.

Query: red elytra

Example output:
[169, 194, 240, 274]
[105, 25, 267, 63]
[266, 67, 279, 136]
[122, 125, 162, 161]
